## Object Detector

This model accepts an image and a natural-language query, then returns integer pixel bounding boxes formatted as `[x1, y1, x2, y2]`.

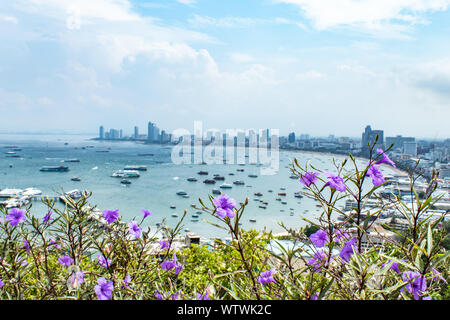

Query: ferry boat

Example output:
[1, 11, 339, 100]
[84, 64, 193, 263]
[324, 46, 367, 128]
[111, 170, 140, 178]
[124, 165, 147, 171]
[198, 171, 208, 175]
[40, 166, 69, 172]
[219, 183, 232, 189]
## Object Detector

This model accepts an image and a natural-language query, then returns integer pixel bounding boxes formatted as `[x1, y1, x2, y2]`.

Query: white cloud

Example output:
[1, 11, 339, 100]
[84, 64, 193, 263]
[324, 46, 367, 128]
[277, 0, 450, 37]
[0, 15, 18, 24]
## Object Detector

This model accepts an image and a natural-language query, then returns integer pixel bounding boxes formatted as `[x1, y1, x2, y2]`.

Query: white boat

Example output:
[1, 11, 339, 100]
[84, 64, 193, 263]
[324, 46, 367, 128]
[22, 188, 43, 197]
[111, 170, 140, 178]
[219, 183, 233, 189]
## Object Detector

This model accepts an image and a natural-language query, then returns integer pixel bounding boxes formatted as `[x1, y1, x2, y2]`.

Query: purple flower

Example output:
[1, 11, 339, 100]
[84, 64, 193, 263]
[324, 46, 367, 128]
[6, 208, 26, 227]
[339, 238, 357, 263]
[161, 254, 183, 275]
[212, 193, 237, 219]
[367, 162, 385, 187]
[160, 240, 170, 250]
[311, 292, 319, 300]
[97, 254, 112, 268]
[20, 239, 31, 256]
[382, 260, 401, 274]
[123, 275, 131, 289]
[257, 268, 277, 285]
[197, 291, 211, 300]
[324, 173, 346, 192]
[94, 277, 114, 300]
[142, 209, 152, 218]
[127, 221, 142, 239]
[333, 229, 350, 244]
[307, 250, 327, 272]
[69, 272, 85, 287]
[309, 229, 329, 248]
[102, 209, 119, 224]
[48, 238, 61, 250]
[58, 255, 74, 267]
[376, 149, 397, 168]
[0, 278, 3, 288]
[154, 290, 164, 300]
[431, 268, 447, 283]
[402, 271, 427, 300]
[42, 211, 53, 223]
[300, 172, 319, 187]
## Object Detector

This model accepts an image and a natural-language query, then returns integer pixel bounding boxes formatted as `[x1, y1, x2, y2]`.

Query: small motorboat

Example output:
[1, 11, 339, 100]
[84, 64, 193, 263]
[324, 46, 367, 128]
[203, 179, 216, 184]
[176, 190, 188, 196]
[248, 174, 258, 178]
[187, 177, 198, 182]
[71, 177, 81, 181]
[249, 219, 256, 223]
[278, 192, 287, 196]
[170, 205, 176, 209]
[121, 179, 131, 185]
[212, 189, 221, 195]
[197, 171, 208, 175]
[219, 183, 232, 189]
[254, 192, 263, 197]
[233, 180, 245, 185]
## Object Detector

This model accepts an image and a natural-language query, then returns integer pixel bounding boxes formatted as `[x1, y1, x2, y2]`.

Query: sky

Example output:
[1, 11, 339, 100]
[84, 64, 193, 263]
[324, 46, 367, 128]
[0, 0, 449, 139]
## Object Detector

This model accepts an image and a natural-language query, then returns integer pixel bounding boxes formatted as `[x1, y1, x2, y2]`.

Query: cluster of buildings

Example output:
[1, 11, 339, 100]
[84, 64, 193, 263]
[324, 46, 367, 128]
[98, 122, 172, 144]
[280, 125, 450, 180]
[96, 123, 449, 179]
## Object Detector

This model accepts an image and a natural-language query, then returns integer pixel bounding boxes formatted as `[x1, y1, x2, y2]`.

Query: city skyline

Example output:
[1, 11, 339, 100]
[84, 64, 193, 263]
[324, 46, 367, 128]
[1, 1, 450, 138]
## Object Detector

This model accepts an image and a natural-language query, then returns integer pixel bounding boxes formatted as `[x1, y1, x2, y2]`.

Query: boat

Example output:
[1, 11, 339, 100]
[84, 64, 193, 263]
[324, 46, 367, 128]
[203, 179, 216, 184]
[213, 176, 225, 181]
[249, 219, 257, 223]
[258, 206, 266, 209]
[212, 189, 221, 195]
[219, 183, 233, 189]
[121, 179, 131, 185]
[137, 153, 154, 156]
[59, 189, 82, 206]
[40, 166, 70, 172]
[170, 205, 176, 209]
[187, 177, 198, 182]
[71, 177, 81, 181]
[289, 175, 298, 179]
[171, 214, 178, 218]
[278, 192, 287, 196]
[237, 169, 244, 172]
[233, 180, 245, 185]
[281, 201, 287, 205]
[248, 174, 258, 178]
[96, 150, 109, 153]
[197, 171, 208, 175]
[254, 192, 263, 197]
[176, 191, 188, 196]
[111, 170, 140, 178]
[124, 165, 147, 171]
[192, 214, 199, 218]
[63, 159, 80, 163]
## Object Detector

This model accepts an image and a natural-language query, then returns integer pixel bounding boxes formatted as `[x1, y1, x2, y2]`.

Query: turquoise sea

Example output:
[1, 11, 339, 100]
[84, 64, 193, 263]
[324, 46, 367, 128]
[0, 134, 399, 239]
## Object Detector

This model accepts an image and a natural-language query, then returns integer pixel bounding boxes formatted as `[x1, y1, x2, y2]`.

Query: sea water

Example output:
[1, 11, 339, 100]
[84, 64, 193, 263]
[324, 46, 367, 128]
[0, 134, 399, 239]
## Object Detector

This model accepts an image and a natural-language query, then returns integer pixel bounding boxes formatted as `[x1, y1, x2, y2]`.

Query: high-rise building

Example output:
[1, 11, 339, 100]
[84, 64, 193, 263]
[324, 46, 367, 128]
[147, 122, 155, 141]
[385, 135, 415, 151]
[99, 126, 104, 140]
[134, 126, 139, 139]
[361, 125, 384, 154]
[403, 142, 418, 157]
[288, 132, 296, 143]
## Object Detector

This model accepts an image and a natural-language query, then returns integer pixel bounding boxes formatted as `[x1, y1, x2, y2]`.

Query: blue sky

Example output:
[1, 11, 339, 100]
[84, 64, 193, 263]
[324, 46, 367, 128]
[0, 0, 450, 138]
